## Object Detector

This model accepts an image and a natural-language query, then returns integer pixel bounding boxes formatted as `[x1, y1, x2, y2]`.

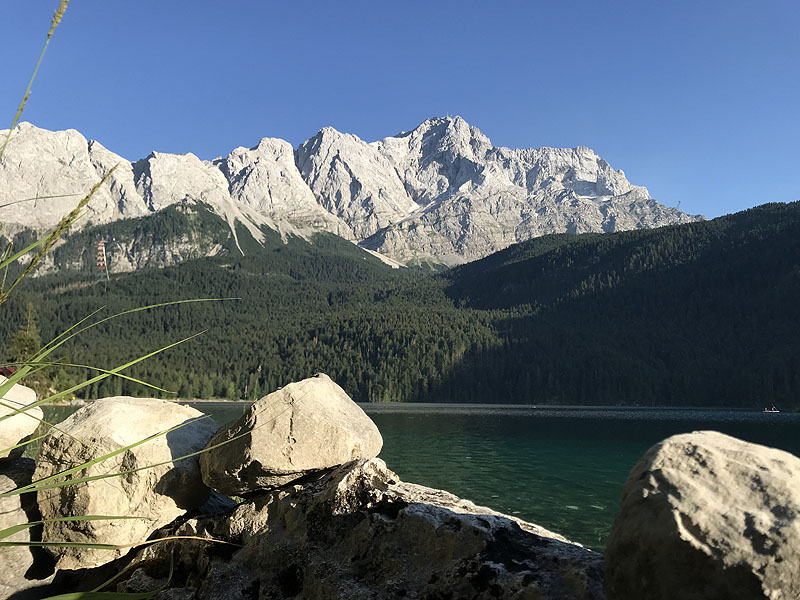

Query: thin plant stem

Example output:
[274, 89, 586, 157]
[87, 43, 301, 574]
[0, 0, 69, 159]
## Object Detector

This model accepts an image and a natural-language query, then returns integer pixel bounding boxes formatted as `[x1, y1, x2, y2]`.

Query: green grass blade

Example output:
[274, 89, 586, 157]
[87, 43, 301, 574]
[39, 307, 107, 353]
[0, 237, 48, 270]
[0, 330, 206, 424]
[0, 193, 81, 211]
[0, 0, 69, 160]
[0, 534, 232, 551]
[38, 396, 296, 494]
[0, 515, 144, 541]
[0, 541, 118, 549]
[23, 298, 230, 387]
[0, 360, 36, 397]
[1, 299, 232, 415]
[40, 592, 159, 600]
[0, 431, 49, 457]
[0, 398, 55, 430]
[3, 394, 294, 499]
[2, 168, 115, 301]
[83, 540, 175, 600]
[5, 359, 175, 395]
[1, 414, 210, 498]
[41, 298, 235, 357]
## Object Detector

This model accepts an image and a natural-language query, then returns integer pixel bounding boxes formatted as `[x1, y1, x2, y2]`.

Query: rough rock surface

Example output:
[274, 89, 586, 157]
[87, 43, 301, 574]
[295, 127, 421, 240]
[216, 137, 350, 238]
[200, 373, 382, 495]
[361, 116, 699, 264]
[0, 376, 43, 459]
[605, 430, 800, 600]
[0, 458, 51, 598]
[118, 458, 604, 600]
[1, 117, 702, 268]
[34, 397, 219, 570]
[0, 123, 149, 235]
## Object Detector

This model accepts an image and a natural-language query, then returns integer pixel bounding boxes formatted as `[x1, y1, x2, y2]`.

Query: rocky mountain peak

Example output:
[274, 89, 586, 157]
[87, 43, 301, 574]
[384, 115, 492, 165]
[1, 118, 703, 269]
[295, 126, 419, 240]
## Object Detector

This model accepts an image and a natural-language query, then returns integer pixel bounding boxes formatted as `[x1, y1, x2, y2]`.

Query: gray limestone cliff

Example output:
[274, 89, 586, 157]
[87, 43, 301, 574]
[0, 117, 703, 268]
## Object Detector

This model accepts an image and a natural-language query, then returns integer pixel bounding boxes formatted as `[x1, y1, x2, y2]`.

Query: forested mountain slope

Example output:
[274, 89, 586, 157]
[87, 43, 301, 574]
[444, 202, 800, 406]
[2, 202, 797, 408]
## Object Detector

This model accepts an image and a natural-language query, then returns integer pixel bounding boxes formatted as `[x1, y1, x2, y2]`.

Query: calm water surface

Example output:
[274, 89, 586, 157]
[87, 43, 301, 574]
[40, 402, 800, 550]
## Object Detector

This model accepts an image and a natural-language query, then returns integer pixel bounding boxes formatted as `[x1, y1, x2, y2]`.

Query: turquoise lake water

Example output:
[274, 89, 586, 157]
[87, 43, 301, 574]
[40, 403, 800, 551]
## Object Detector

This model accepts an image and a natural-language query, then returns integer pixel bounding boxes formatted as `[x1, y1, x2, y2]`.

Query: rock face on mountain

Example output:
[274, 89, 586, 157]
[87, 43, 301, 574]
[362, 117, 696, 264]
[605, 431, 800, 600]
[295, 127, 421, 240]
[216, 137, 349, 237]
[0, 124, 146, 234]
[0, 117, 702, 267]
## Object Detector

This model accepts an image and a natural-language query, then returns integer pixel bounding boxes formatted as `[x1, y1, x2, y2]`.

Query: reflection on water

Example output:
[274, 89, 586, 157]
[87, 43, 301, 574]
[35, 402, 800, 550]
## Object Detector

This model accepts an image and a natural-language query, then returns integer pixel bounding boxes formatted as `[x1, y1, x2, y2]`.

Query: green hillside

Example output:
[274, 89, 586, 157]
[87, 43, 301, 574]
[443, 202, 800, 407]
[2, 202, 798, 409]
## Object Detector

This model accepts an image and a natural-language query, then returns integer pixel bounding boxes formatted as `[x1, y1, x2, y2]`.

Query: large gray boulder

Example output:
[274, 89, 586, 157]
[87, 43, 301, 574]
[200, 373, 382, 495]
[605, 430, 800, 600]
[0, 375, 43, 458]
[116, 458, 604, 600]
[34, 397, 219, 570]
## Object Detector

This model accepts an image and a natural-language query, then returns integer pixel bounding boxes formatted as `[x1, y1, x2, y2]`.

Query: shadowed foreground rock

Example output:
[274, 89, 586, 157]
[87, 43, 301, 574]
[200, 373, 383, 495]
[605, 430, 800, 600]
[118, 458, 604, 600]
[0, 458, 54, 598]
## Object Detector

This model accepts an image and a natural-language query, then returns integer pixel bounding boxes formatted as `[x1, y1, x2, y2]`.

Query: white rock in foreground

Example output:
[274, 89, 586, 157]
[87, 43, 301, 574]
[605, 430, 800, 600]
[0, 375, 43, 458]
[34, 397, 218, 569]
[200, 373, 383, 495]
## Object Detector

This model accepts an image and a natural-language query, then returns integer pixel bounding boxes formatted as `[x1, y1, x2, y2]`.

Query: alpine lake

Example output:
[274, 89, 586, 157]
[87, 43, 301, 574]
[38, 402, 800, 551]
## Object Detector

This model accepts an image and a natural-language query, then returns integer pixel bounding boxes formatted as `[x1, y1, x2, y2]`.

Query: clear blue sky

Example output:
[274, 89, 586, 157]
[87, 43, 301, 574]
[2, 1, 798, 218]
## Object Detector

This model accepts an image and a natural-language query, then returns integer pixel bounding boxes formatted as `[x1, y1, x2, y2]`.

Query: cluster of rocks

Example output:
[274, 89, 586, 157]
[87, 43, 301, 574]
[2, 373, 798, 599]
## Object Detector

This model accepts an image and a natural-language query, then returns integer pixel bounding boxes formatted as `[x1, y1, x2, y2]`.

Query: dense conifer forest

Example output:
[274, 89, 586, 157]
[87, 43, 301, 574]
[2, 202, 798, 409]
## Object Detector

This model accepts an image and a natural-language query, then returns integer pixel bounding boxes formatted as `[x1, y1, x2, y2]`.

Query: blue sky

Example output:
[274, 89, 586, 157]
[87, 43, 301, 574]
[1, 0, 798, 218]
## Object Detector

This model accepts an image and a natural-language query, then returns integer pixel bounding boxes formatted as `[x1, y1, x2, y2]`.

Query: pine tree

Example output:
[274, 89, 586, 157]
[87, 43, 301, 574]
[6, 302, 42, 363]
[4, 302, 50, 397]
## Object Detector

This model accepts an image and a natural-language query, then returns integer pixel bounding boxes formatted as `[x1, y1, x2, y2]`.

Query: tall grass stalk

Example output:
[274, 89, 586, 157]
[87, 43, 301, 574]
[0, 4, 227, 596]
[0, 0, 69, 158]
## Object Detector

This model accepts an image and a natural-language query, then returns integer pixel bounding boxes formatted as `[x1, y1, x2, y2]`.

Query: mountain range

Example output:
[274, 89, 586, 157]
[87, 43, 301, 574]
[0, 117, 702, 269]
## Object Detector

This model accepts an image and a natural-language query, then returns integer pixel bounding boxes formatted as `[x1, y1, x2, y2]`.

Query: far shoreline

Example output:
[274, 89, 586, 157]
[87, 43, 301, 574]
[48, 398, 795, 414]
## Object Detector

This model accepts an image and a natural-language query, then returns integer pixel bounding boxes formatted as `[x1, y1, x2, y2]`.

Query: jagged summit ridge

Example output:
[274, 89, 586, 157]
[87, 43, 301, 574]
[295, 127, 419, 240]
[0, 117, 702, 266]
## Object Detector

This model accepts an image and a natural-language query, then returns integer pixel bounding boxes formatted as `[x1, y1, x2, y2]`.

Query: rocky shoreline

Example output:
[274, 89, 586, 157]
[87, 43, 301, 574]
[2, 374, 798, 599]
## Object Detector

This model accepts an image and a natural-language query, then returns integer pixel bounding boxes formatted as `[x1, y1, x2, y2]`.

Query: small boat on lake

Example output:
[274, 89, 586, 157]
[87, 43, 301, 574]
[762, 406, 780, 413]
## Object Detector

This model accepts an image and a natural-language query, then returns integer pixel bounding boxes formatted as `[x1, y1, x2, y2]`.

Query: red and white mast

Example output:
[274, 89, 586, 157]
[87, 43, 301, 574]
[96, 239, 109, 280]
